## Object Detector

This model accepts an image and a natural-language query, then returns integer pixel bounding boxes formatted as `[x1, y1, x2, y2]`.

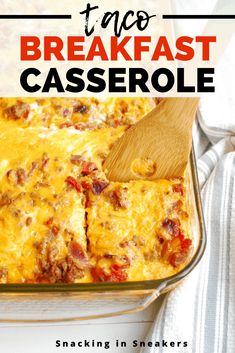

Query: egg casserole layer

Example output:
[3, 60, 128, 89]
[0, 98, 192, 283]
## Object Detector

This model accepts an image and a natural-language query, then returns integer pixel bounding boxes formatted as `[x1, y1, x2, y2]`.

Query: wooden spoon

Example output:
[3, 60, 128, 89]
[104, 97, 199, 182]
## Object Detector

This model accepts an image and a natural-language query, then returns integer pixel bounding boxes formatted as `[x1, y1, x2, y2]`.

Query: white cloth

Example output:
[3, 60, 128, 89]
[141, 126, 235, 353]
[141, 1, 235, 352]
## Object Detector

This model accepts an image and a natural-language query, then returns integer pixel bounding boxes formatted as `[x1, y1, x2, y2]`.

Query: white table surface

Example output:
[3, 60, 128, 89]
[0, 296, 165, 353]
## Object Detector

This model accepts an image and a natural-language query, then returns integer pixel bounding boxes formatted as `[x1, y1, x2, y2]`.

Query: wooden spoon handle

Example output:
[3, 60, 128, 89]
[155, 97, 199, 130]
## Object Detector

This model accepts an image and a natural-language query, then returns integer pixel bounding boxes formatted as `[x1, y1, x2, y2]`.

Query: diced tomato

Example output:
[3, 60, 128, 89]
[90, 267, 99, 281]
[65, 176, 82, 193]
[172, 199, 183, 211]
[81, 161, 97, 176]
[69, 241, 87, 261]
[161, 232, 192, 267]
[91, 267, 111, 282]
[110, 265, 128, 282]
[172, 183, 184, 196]
[81, 181, 91, 190]
[111, 264, 121, 271]
[51, 225, 59, 236]
[45, 217, 53, 226]
[91, 263, 128, 282]
[181, 238, 192, 251]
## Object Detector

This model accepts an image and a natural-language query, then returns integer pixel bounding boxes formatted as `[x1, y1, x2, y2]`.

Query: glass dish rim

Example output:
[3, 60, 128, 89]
[0, 144, 206, 294]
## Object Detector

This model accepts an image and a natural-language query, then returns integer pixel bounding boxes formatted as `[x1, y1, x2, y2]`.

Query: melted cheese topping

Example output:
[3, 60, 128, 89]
[88, 180, 190, 280]
[0, 97, 155, 129]
[0, 97, 192, 284]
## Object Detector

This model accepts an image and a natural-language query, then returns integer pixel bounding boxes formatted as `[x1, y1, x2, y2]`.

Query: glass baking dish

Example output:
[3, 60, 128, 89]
[0, 143, 206, 323]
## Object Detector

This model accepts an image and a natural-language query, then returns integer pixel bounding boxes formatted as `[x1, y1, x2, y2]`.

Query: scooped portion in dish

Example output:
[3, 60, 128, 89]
[0, 97, 192, 284]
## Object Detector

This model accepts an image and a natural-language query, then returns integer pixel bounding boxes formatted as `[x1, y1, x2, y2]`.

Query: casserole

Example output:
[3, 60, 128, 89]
[0, 97, 191, 284]
[0, 144, 206, 323]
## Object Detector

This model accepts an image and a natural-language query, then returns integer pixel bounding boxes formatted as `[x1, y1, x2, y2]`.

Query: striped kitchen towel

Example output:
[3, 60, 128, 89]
[140, 52, 235, 353]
